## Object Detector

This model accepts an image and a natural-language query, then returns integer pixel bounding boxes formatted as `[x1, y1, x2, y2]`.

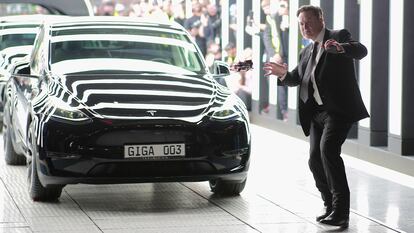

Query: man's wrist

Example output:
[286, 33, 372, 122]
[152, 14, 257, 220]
[278, 72, 287, 81]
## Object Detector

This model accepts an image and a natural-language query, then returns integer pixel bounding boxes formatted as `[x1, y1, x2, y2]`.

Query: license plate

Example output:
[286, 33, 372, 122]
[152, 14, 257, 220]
[124, 143, 185, 159]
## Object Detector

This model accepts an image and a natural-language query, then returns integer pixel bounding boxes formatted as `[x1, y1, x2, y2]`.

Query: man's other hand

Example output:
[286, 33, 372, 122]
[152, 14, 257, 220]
[263, 62, 288, 77]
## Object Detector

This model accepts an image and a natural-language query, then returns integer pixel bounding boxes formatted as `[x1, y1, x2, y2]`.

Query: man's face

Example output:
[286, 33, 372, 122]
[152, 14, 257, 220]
[207, 4, 217, 16]
[261, 4, 270, 15]
[278, 1, 288, 15]
[226, 48, 236, 57]
[298, 11, 324, 40]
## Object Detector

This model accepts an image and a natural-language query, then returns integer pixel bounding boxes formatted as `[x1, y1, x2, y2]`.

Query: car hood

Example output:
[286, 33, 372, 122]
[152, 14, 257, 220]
[55, 73, 231, 122]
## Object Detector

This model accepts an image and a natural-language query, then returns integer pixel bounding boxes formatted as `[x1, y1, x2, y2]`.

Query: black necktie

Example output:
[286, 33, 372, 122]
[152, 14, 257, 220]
[300, 41, 319, 103]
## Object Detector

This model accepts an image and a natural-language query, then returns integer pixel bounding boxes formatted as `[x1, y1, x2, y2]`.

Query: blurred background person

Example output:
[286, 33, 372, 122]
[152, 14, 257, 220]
[188, 20, 207, 57]
[259, 0, 288, 121]
[184, 2, 202, 31]
[224, 42, 237, 67]
[203, 3, 221, 45]
[97, 0, 116, 16]
[205, 41, 222, 72]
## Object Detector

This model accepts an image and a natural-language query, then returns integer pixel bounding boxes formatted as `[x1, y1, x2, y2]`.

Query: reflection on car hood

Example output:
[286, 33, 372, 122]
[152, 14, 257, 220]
[55, 73, 230, 122]
[52, 59, 199, 76]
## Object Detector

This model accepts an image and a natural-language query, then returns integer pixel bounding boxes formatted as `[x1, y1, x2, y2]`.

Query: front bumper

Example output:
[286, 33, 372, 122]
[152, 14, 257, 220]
[37, 117, 250, 185]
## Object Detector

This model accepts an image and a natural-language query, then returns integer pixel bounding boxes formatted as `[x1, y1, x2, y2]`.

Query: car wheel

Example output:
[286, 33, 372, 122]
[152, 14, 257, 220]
[27, 128, 63, 202]
[209, 178, 247, 196]
[3, 125, 26, 165]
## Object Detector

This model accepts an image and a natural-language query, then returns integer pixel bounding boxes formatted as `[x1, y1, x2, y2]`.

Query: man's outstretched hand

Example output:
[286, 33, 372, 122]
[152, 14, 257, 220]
[231, 60, 253, 72]
[263, 62, 288, 77]
[324, 39, 345, 53]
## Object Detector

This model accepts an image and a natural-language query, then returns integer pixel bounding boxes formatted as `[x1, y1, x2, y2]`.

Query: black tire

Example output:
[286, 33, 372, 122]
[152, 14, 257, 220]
[4, 125, 26, 165]
[27, 157, 63, 202]
[27, 127, 63, 202]
[209, 178, 247, 196]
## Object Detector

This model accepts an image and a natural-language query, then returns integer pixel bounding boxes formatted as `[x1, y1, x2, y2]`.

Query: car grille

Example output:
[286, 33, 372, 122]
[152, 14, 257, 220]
[87, 160, 216, 177]
[45, 119, 248, 160]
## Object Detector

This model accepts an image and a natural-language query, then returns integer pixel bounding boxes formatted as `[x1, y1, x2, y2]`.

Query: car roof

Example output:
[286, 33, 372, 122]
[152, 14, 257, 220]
[43, 16, 184, 31]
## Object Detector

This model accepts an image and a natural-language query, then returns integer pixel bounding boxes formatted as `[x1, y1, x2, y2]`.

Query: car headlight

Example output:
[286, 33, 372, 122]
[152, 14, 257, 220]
[50, 97, 90, 122]
[210, 95, 244, 121]
[211, 108, 238, 120]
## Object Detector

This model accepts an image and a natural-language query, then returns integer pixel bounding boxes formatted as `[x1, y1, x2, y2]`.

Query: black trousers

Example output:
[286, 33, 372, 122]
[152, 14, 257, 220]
[308, 108, 352, 214]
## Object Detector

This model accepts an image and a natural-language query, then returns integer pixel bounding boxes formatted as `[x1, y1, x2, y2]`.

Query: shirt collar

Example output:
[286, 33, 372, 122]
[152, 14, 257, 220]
[313, 27, 325, 44]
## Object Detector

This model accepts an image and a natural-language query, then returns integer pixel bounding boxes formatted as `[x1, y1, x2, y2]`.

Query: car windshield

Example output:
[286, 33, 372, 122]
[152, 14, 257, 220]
[50, 26, 206, 75]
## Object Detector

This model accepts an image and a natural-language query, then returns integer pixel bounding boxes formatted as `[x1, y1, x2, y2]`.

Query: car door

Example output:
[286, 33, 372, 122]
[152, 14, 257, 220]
[10, 74, 37, 148]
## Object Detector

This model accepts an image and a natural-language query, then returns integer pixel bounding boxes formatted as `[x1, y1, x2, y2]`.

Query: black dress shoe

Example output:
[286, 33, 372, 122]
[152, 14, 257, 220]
[320, 210, 349, 228]
[316, 206, 332, 222]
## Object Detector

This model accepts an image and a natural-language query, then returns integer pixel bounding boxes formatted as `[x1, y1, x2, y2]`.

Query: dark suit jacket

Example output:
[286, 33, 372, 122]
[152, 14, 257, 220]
[279, 28, 369, 136]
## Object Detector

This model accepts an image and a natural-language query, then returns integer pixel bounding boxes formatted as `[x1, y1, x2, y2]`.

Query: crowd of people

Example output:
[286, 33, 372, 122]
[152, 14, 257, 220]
[95, 1, 222, 64]
[94, 0, 292, 118]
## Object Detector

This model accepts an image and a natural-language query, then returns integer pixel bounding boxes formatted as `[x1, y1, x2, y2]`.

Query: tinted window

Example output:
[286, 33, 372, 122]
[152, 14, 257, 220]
[50, 27, 205, 74]
[0, 33, 36, 50]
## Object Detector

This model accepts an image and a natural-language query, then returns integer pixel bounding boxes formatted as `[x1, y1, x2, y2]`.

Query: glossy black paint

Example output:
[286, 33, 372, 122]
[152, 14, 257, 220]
[3, 18, 250, 187]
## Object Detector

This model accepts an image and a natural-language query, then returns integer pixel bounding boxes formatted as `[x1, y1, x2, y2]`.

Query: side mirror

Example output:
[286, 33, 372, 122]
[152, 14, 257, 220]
[16, 65, 30, 75]
[213, 61, 230, 76]
[11, 57, 30, 75]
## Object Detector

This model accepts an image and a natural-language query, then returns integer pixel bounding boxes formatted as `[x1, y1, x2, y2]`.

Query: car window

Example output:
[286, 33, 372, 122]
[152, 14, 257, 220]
[0, 33, 36, 50]
[49, 26, 206, 75]
[0, 24, 39, 50]
[0, 4, 53, 15]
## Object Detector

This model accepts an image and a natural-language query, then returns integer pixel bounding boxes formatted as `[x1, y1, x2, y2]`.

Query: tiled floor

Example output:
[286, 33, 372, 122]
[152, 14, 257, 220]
[0, 124, 413, 233]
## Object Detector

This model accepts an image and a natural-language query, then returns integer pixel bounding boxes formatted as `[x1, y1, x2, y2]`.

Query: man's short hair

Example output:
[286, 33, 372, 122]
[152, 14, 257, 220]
[261, 0, 270, 7]
[224, 42, 235, 51]
[296, 5, 323, 19]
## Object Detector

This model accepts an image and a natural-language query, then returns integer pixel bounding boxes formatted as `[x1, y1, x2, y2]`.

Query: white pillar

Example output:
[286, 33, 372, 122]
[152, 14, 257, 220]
[252, 0, 261, 101]
[221, 1, 229, 53]
[333, 0, 345, 29]
[236, 0, 245, 56]
[310, 0, 320, 7]
[185, 0, 192, 18]
[268, 0, 278, 106]
[287, 0, 299, 111]
[359, 0, 372, 128]
[388, 0, 404, 136]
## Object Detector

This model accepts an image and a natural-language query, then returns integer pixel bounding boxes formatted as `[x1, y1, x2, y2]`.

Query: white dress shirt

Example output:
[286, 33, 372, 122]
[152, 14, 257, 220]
[310, 28, 325, 105]
[278, 28, 326, 105]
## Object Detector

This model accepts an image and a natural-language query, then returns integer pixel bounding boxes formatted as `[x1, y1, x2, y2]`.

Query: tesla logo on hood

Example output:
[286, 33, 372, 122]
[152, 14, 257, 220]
[146, 110, 157, 116]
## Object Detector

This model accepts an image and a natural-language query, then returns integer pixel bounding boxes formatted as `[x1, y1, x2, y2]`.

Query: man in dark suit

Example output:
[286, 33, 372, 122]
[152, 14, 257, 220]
[263, 5, 368, 228]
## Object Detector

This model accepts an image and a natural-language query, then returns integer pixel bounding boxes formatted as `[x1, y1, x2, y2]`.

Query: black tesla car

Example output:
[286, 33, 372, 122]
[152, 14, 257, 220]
[3, 17, 250, 201]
